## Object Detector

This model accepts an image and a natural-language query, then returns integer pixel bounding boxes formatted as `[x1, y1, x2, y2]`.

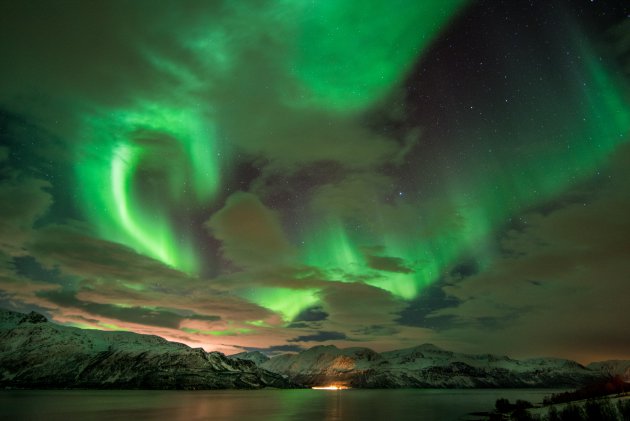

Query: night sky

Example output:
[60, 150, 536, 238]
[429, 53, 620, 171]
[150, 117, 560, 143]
[1, 0, 629, 363]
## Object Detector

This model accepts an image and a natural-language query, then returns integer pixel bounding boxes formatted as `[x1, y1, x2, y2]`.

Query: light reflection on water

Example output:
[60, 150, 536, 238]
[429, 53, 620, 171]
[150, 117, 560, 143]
[0, 389, 564, 421]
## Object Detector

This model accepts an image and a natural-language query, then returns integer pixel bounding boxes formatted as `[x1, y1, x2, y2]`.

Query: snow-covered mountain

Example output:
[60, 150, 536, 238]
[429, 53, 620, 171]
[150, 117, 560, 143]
[228, 351, 270, 366]
[588, 360, 630, 381]
[259, 344, 605, 388]
[0, 309, 292, 389]
[0, 308, 618, 390]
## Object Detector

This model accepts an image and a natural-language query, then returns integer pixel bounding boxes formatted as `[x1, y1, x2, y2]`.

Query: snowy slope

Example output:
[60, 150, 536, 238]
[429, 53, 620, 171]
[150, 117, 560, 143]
[228, 351, 270, 365]
[260, 343, 604, 388]
[1, 307, 615, 390]
[0, 309, 292, 389]
[588, 360, 630, 380]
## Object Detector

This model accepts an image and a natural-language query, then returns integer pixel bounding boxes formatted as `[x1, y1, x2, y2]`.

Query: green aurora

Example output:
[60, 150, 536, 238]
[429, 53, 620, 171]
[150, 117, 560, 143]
[71, 1, 630, 321]
[1, 0, 629, 357]
[76, 103, 222, 274]
[73, 0, 478, 319]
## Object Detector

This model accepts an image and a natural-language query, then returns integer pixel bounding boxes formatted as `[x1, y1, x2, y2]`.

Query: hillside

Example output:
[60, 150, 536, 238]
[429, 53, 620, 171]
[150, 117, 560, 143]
[234, 344, 605, 388]
[0, 309, 292, 389]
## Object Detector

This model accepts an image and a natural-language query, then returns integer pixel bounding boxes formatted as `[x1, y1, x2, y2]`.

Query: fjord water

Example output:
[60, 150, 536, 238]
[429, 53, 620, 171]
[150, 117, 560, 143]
[0, 389, 564, 420]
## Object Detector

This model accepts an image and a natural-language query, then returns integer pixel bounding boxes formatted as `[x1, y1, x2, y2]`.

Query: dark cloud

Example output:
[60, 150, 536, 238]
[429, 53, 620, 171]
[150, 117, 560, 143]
[243, 344, 304, 354]
[12, 256, 65, 285]
[288, 331, 348, 343]
[39, 289, 219, 329]
[396, 282, 460, 330]
[352, 325, 399, 337]
[449, 260, 479, 279]
[365, 254, 413, 274]
[293, 306, 328, 322]
[0, 250, 60, 309]
[186, 313, 223, 322]
[286, 322, 309, 329]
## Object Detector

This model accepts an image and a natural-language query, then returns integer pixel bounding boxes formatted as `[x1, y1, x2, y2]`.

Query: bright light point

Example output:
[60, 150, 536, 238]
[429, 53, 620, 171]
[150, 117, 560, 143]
[312, 385, 350, 390]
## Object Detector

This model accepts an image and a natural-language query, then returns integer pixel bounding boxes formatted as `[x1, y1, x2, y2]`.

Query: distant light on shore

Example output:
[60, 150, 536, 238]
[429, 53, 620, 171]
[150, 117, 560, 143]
[312, 385, 350, 390]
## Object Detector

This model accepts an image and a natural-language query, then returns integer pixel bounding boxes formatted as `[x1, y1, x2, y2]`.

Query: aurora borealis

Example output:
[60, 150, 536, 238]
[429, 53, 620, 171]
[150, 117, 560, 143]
[1, 0, 629, 363]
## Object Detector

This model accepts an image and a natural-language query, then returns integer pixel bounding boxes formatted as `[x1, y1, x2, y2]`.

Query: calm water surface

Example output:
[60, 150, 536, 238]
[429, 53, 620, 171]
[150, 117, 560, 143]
[0, 389, 564, 420]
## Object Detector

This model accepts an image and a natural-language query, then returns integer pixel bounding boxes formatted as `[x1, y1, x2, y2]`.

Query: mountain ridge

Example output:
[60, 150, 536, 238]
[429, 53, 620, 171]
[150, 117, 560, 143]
[0, 308, 293, 390]
[0, 308, 622, 390]
[234, 344, 612, 388]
